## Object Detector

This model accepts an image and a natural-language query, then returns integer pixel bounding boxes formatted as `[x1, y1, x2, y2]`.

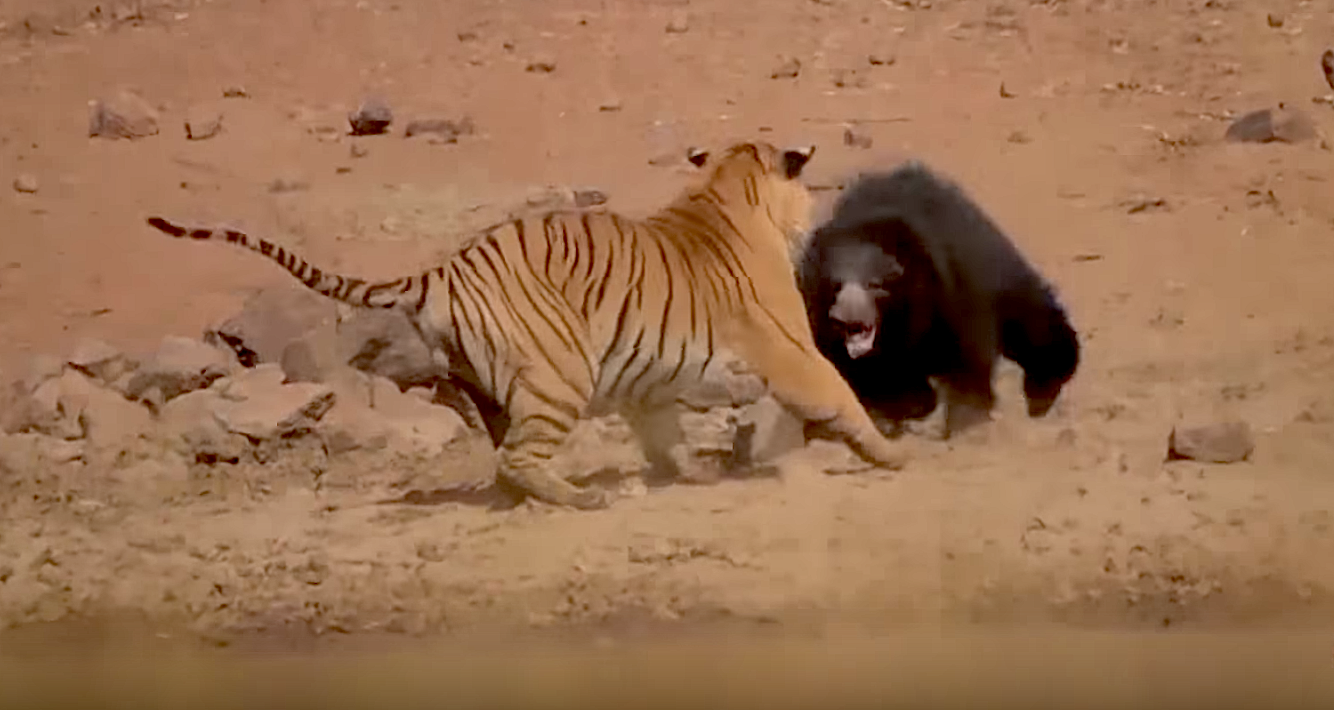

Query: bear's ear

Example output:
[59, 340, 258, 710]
[782, 145, 816, 179]
[686, 147, 710, 168]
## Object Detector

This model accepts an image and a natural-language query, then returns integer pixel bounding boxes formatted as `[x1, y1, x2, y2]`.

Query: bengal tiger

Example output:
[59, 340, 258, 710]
[145, 141, 906, 509]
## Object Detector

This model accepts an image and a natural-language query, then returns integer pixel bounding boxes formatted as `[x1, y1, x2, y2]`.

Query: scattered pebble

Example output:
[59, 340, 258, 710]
[404, 117, 475, 143]
[350, 143, 369, 159]
[88, 90, 160, 140]
[573, 189, 609, 208]
[1224, 104, 1316, 143]
[1168, 421, 1255, 464]
[348, 96, 393, 136]
[222, 86, 250, 99]
[526, 57, 557, 73]
[524, 186, 610, 210]
[1322, 50, 1334, 91]
[771, 57, 801, 79]
[12, 174, 38, 193]
[665, 11, 690, 34]
[868, 53, 896, 66]
[648, 152, 682, 167]
[832, 69, 869, 89]
[268, 177, 310, 194]
[842, 126, 873, 149]
[184, 110, 223, 141]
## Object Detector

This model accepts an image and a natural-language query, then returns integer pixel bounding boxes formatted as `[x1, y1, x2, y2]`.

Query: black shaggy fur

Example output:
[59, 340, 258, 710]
[797, 161, 1080, 436]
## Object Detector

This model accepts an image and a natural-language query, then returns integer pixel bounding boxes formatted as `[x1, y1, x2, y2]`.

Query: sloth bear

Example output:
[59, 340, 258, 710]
[797, 161, 1080, 439]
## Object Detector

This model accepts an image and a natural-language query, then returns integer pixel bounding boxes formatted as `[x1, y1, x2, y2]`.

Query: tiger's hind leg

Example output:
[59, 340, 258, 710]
[735, 334, 906, 471]
[623, 404, 688, 487]
[498, 385, 609, 510]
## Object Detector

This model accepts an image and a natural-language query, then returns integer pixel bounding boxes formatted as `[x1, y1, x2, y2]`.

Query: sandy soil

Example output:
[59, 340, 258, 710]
[3, 0, 1334, 703]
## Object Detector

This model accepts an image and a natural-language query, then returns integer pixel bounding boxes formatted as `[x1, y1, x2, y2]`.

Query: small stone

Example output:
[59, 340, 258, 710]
[216, 363, 288, 401]
[573, 189, 609, 208]
[665, 12, 690, 33]
[320, 379, 466, 457]
[1322, 50, 1334, 91]
[73, 373, 153, 454]
[318, 405, 390, 455]
[184, 110, 223, 140]
[350, 143, 369, 158]
[268, 177, 310, 193]
[843, 126, 873, 149]
[648, 151, 686, 168]
[7, 372, 83, 439]
[1224, 105, 1317, 144]
[325, 367, 374, 409]
[403, 117, 474, 143]
[0, 433, 84, 471]
[868, 53, 896, 66]
[222, 86, 250, 99]
[348, 96, 393, 136]
[88, 90, 160, 140]
[211, 287, 339, 367]
[67, 337, 136, 385]
[1168, 421, 1255, 464]
[598, 98, 623, 112]
[523, 186, 609, 211]
[12, 174, 38, 193]
[832, 69, 869, 89]
[415, 542, 447, 562]
[1266, 13, 1283, 28]
[213, 380, 336, 441]
[525, 57, 557, 73]
[405, 386, 434, 403]
[154, 389, 249, 463]
[16, 355, 64, 396]
[336, 309, 444, 390]
[125, 335, 235, 403]
[279, 339, 326, 384]
[771, 57, 802, 79]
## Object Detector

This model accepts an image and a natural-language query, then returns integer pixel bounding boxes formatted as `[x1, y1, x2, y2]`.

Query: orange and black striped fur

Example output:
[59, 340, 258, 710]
[146, 141, 905, 509]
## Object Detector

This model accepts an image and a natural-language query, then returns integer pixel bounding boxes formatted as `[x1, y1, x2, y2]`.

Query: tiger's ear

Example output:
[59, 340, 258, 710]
[686, 147, 710, 168]
[782, 145, 816, 179]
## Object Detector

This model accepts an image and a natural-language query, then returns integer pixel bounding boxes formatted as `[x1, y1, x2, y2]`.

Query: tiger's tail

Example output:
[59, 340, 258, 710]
[146, 216, 439, 311]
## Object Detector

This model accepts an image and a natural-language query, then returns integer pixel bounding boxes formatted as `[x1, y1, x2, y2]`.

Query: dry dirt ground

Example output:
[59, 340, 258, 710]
[3, 0, 1334, 704]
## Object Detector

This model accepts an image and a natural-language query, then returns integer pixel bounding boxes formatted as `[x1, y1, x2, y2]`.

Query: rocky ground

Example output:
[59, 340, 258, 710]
[3, 0, 1334, 703]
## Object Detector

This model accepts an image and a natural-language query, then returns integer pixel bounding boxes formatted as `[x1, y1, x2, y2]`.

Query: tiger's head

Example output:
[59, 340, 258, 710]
[684, 141, 816, 255]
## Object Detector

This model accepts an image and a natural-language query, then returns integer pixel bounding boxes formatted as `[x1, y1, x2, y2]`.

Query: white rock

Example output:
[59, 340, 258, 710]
[213, 381, 336, 440]
[67, 337, 136, 385]
[127, 335, 235, 403]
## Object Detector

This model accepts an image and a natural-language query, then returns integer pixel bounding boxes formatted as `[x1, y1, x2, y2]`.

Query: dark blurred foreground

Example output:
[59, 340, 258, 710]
[2, 617, 1333, 710]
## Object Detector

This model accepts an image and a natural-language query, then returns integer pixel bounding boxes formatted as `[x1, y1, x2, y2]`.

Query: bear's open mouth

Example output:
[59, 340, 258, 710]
[843, 322, 876, 359]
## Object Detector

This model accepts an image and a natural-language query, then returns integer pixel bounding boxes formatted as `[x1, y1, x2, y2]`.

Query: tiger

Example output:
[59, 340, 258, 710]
[145, 141, 906, 510]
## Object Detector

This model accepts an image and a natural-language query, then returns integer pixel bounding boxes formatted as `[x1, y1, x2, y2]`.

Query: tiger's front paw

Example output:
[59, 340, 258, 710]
[855, 438, 908, 471]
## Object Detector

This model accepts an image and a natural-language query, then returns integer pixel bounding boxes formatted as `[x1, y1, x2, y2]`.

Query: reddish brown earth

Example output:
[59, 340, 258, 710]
[3, 0, 1334, 705]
